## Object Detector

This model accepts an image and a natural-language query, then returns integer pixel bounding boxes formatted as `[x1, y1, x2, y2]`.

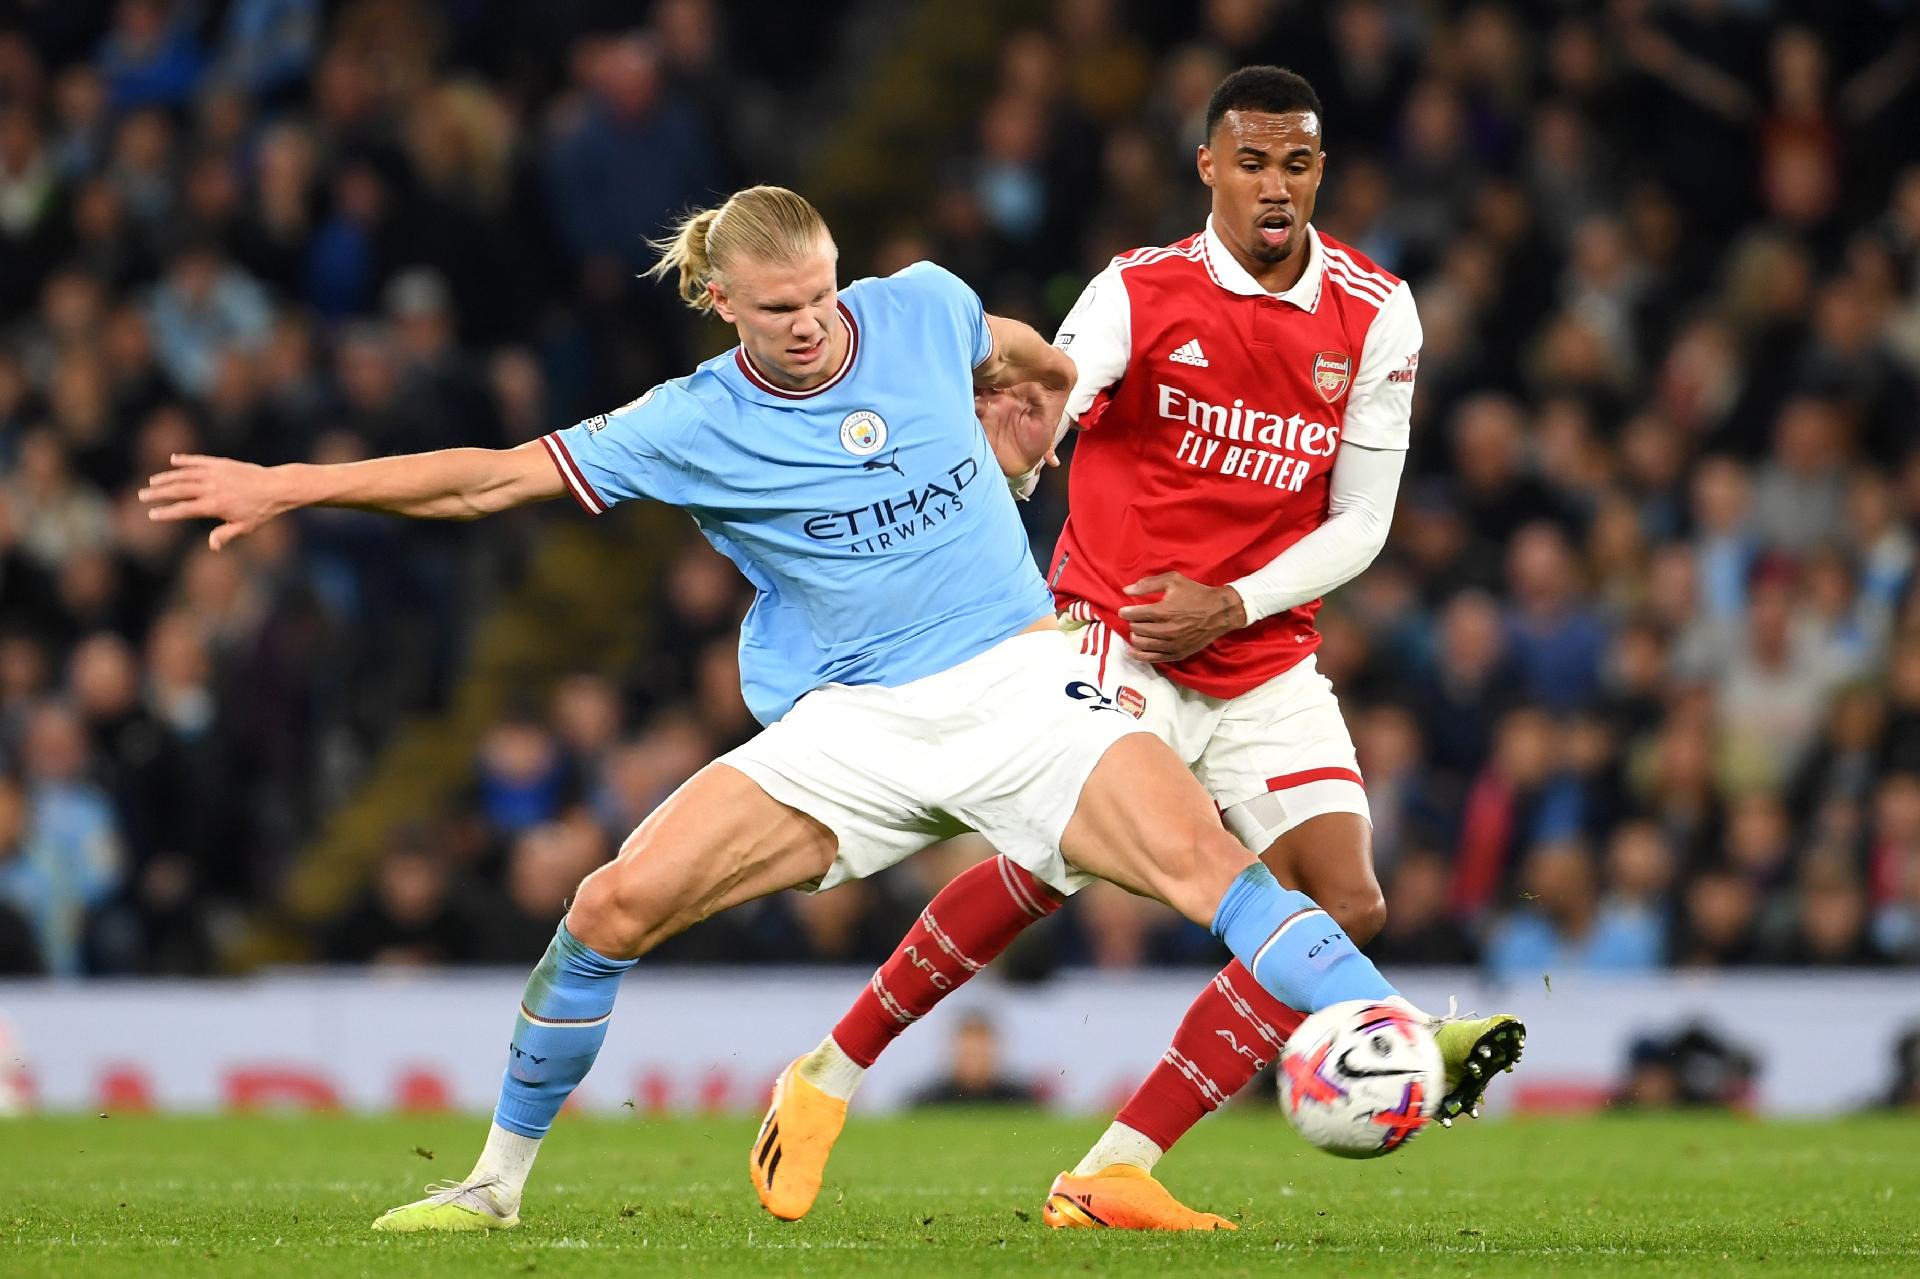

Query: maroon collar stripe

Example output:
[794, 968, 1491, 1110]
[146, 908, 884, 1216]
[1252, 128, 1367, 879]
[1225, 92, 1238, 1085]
[734, 300, 860, 399]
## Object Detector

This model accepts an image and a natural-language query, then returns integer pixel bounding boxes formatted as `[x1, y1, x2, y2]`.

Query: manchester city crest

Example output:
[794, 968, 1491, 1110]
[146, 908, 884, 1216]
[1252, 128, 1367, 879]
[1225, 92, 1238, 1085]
[839, 409, 888, 456]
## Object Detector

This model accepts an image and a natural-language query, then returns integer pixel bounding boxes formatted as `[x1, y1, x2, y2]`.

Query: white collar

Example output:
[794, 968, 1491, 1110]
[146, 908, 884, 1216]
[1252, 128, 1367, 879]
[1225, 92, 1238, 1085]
[1201, 215, 1323, 310]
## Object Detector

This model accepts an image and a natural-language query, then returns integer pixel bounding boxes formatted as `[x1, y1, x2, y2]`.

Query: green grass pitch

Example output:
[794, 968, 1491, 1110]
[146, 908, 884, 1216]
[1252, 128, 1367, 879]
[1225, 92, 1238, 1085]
[2, 1111, 1916, 1277]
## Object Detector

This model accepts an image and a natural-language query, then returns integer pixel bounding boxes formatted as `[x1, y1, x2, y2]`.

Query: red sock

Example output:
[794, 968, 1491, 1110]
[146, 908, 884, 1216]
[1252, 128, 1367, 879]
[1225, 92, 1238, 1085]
[1114, 959, 1307, 1151]
[832, 854, 1062, 1066]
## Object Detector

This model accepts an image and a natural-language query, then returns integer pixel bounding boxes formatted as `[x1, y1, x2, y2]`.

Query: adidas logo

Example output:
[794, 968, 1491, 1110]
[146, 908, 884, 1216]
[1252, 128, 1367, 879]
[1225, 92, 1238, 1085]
[1169, 338, 1208, 367]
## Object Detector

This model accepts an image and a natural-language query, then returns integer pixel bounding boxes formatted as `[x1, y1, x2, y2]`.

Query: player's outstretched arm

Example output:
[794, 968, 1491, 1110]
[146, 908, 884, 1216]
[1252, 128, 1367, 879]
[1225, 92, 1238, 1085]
[139, 440, 566, 551]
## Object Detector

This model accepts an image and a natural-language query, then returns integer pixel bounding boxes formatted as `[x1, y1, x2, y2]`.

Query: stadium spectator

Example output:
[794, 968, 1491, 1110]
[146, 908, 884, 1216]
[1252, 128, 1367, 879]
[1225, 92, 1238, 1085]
[1868, 773, 1920, 960]
[1675, 867, 1761, 970]
[1504, 523, 1609, 713]
[472, 715, 568, 839]
[543, 34, 721, 288]
[590, 714, 714, 844]
[1716, 565, 1854, 790]
[1448, 706, 1560, 918]
[475, 813, 610, 965]
[11, 702, 125, 975]
[146, 233, 272, 398]
[908, 1011, 1039, 1106]
[1781, 851, 1881, 966]
[780, 880, 894, 968]
[0, 776, 51, 973]
[209, 0, 319, 103]
[1365, 849, 1477, 968]
[1484, 840, 1663, 983]
[96, 0, 207, 113]
[1411, 590, 1515, 784]
[1351, 703, 1444, 877]
[320, 830, 473, 967]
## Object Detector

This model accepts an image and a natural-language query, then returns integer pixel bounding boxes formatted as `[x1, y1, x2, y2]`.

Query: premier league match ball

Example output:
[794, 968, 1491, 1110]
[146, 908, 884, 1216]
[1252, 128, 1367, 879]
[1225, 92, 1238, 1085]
[1277, 1000, 1444, 1158]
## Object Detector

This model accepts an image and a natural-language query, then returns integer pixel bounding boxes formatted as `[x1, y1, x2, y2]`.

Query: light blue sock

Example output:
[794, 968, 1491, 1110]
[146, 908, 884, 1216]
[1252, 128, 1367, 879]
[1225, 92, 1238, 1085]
[1211, 864, 1396, 1011]
[493, 922, 636, 1138]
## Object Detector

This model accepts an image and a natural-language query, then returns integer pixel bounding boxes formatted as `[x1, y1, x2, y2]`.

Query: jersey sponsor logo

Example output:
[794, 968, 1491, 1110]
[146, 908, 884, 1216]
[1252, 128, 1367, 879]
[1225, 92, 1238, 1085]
[1312, 351, 1352, 403]
[801, 455, 980, 552]
[1387, 352, 1418, 384]
[1115, 685, 1146, 718]
[839, 409, 889, 456]
[860, 448, 905, 478]
[1157, 383, 1340, 493]
[1168, 338, 1209, 367]
[1157, 385, 1341, 455]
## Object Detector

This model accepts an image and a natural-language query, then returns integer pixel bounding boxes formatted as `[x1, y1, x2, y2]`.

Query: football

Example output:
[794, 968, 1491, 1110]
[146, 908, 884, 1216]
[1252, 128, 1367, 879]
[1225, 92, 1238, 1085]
[1277, 1000, 1444, 1158]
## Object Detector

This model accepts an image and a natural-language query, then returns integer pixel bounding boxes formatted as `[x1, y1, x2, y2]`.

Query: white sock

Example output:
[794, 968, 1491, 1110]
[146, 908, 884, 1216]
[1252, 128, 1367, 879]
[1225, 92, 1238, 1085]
[1072, 1121, 1165, 1176]
[796, 1034, 866, 1102]
[470, 1122, 542, 1210]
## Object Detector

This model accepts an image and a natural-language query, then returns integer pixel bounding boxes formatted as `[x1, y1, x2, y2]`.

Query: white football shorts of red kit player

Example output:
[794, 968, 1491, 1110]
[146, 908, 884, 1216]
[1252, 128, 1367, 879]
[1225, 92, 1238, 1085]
[1058, 610, 1367, 858]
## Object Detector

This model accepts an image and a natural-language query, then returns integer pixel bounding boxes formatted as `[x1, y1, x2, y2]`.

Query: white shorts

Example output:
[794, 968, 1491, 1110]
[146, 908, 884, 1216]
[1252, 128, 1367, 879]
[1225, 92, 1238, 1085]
[1065, 617, 1368, 855]
[720, 628, 1151, 895]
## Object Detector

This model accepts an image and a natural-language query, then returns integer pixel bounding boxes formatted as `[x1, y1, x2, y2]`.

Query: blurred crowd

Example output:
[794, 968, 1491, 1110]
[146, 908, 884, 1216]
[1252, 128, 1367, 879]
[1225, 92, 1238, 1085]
[4, 0, 1920, 981]
[0, 0, 839, 974]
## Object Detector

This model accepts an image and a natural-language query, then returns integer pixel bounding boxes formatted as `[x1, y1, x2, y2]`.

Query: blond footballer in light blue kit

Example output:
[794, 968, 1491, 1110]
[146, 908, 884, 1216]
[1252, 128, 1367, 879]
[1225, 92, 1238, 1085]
[139, 186, 1409, 1233]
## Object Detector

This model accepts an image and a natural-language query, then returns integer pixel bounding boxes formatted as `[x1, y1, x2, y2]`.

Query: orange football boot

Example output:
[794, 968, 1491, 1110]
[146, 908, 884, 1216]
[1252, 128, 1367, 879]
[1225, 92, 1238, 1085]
[1040, 1165, 1236, 1231]
[750, 1057, 849, 1221]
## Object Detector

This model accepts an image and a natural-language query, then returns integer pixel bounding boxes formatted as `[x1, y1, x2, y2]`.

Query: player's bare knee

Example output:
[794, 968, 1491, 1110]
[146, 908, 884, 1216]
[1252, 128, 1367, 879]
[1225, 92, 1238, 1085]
[1336, 889, 1387, 946]
[565, 863, 658, 960]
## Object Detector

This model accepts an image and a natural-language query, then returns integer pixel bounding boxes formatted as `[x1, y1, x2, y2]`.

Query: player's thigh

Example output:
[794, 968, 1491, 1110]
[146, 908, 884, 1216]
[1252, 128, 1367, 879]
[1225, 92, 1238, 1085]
[939, 628, 1243, 919]
[1198, 655, 1381, 938]
[568, 761, 839, 959]
[1056, 732, 1256, 928]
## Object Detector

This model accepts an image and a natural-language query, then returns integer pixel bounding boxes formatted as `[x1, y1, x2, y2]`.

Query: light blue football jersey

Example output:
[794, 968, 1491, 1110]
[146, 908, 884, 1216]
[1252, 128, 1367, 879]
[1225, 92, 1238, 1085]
[542, 261, 1054, 725]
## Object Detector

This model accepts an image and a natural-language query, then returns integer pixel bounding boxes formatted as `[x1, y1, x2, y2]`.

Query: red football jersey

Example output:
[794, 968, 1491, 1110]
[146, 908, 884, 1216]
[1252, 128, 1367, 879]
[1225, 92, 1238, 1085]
[1048, 220, 1421, 699]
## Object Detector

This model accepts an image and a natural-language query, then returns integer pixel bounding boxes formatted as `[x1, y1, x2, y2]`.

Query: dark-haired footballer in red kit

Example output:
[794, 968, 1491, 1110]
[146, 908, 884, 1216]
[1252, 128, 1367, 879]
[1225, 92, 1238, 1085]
[752, 67, 1525, 1231]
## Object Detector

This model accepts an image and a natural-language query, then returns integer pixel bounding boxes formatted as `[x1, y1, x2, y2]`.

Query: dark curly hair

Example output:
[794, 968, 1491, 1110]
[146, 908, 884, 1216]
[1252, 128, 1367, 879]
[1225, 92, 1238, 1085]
[1205, 66, 1325, 145]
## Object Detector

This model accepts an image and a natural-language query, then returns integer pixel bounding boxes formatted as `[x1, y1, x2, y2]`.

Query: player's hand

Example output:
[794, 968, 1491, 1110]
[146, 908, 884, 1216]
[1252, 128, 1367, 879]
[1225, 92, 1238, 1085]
[975, 383, 1062, 479]
[1118, 572, 1249, 664]
[139, 453, 290, 551]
